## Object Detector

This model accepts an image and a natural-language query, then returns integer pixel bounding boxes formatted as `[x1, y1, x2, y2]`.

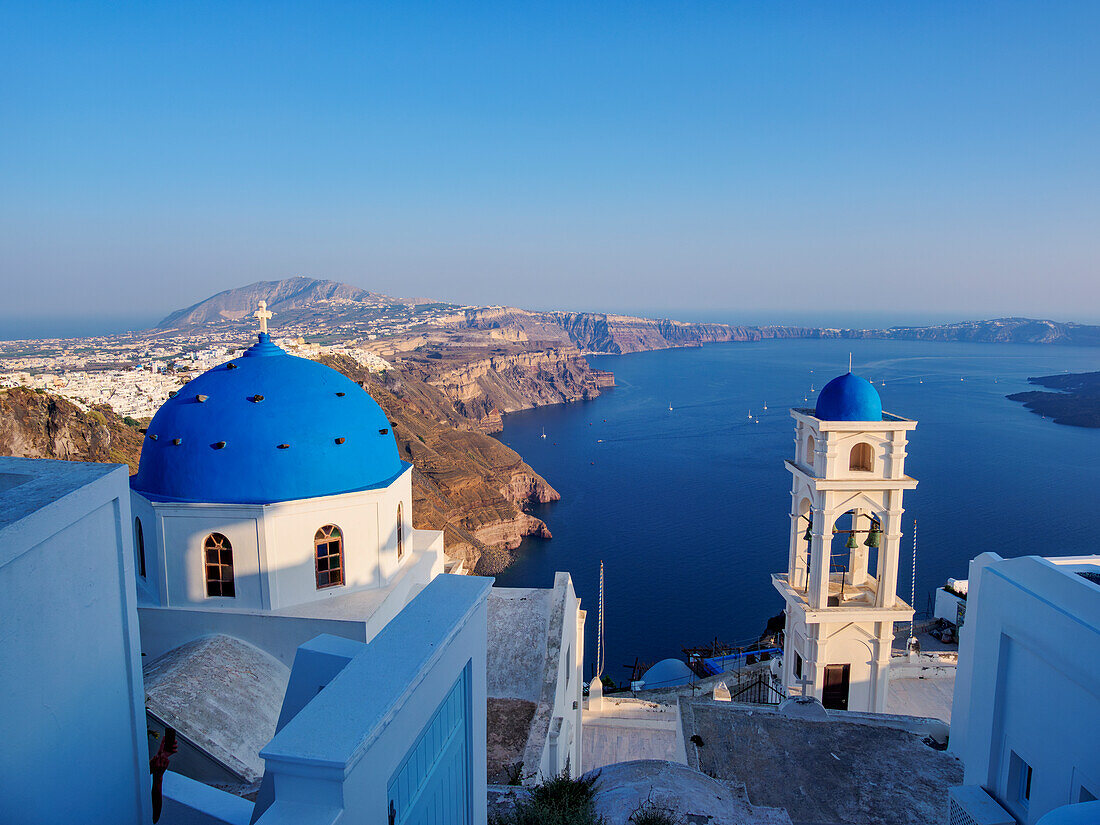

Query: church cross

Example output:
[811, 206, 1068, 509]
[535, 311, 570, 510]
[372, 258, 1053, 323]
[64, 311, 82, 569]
[254, 300, 273, 334]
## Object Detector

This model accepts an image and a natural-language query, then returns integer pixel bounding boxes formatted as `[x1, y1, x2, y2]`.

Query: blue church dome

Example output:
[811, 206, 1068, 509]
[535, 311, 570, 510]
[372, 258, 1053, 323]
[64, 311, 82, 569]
[814, 371, 883, 422]
[132, 334, 405, 504]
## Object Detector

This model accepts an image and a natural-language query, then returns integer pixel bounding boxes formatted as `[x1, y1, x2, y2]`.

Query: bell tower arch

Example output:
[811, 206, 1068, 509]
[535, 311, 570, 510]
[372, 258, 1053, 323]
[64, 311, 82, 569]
[775, 371, 917, 713]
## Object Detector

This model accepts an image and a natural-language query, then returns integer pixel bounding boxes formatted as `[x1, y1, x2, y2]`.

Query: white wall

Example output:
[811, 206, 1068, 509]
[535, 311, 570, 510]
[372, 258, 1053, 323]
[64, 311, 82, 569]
[254, 575, 493, 825]
[951, 553, 1100, 824]
[0, 459, 151, 825]
[132, 467, 416, 612]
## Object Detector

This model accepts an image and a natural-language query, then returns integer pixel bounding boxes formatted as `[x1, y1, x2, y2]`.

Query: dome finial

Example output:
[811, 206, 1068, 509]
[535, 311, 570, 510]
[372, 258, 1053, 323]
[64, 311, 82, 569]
[253, 300, 273, 335]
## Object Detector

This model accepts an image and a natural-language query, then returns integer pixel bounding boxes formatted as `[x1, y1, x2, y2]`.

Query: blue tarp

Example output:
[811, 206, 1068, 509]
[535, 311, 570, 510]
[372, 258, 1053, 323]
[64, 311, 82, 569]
[700, 648, 780, 676]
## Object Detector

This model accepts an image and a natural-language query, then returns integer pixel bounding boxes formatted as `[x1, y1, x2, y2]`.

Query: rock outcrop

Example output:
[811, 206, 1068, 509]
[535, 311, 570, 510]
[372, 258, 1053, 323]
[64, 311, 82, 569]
[0, 386, 143, 470]
[414, 347, 607, 431]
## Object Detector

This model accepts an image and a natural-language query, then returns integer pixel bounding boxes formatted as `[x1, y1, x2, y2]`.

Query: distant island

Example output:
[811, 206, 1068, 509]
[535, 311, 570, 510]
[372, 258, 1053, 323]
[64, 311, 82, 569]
[1007, 371, 1100, 428]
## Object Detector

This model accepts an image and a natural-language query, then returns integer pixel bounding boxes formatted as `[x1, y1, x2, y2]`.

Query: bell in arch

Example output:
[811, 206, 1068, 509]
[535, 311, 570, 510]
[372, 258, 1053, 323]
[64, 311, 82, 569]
[864, 524, 882, 548]
[845, 532, 860, 550]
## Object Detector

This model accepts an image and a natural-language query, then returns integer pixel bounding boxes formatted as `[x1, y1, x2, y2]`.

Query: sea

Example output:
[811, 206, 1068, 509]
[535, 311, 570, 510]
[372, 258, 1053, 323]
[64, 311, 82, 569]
[491, 338, 1100, 681]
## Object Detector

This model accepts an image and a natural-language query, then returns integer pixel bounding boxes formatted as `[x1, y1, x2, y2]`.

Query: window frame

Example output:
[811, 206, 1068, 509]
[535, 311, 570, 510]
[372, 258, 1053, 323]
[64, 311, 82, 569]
[397, 502, 405, 560]
[314, 524, 345, 590]
[203, 532, 235, 598]
[134, 517, 146, 579]
[1007, 750, 1034, 813]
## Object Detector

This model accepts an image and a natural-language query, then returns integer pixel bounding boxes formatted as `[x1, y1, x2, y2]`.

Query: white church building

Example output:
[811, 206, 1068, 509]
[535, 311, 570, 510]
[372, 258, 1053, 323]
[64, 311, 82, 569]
[773, 370, 916, 713]
[129, 322, 449, 664]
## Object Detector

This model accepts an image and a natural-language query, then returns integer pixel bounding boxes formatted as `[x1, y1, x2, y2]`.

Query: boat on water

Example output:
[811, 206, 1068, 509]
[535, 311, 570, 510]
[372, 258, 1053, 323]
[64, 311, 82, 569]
[668, 402, 673, 411]
[540, 427, 547, 439]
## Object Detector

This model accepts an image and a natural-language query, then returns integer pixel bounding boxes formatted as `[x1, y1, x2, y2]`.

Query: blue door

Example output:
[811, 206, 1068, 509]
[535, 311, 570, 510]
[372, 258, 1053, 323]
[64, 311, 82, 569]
[387, 665, 471, 825]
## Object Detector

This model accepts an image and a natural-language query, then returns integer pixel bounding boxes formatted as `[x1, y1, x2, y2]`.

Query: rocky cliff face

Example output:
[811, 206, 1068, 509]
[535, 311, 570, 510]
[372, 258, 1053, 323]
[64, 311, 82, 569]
[461, 307, 811, 354]
[318, 355, 561, 574]
[0, 387, 144, 470]
[415, 347, 606, 431]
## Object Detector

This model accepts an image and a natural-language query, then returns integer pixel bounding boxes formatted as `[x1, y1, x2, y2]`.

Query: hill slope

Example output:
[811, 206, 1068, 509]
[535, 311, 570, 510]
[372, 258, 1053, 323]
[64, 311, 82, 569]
[156, 276, 401, 328]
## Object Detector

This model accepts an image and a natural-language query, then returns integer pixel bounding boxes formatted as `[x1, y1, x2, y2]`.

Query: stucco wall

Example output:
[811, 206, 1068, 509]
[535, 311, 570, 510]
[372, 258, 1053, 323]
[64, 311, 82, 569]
[138, 605, 369, 666]
[0, 459, 151, 825]
[132, 467, 415, 612]
[951, 553, 1100, 824]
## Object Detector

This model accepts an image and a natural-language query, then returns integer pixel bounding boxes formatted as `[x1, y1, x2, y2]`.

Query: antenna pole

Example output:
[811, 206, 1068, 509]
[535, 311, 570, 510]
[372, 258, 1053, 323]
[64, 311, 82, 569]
[848, 352, 852, 373]
[596, 560, 605, 679]
[909, 519, 918, 642]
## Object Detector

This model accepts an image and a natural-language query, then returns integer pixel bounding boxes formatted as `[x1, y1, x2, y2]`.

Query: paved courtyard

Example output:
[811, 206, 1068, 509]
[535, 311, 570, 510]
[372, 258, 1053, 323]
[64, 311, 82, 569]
[681, 699, 962, 825]
[582, 697, 686, 773]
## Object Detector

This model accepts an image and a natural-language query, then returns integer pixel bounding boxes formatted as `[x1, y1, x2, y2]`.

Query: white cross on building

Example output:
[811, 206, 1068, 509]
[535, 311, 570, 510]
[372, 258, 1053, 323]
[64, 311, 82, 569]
[254, 300, 273, 334]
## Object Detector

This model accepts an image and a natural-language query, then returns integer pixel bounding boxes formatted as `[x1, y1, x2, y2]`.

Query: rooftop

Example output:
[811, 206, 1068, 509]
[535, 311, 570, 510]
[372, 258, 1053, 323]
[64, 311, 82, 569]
[144, 634, 290, 783]
[680, 699, 961, 825]
[0, 456, 122, 536]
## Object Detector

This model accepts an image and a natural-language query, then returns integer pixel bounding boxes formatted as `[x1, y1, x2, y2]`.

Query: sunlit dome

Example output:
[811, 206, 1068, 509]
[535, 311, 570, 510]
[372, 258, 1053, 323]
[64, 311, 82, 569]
[131, 333, 404, 504]
[814, 371, 883, 422]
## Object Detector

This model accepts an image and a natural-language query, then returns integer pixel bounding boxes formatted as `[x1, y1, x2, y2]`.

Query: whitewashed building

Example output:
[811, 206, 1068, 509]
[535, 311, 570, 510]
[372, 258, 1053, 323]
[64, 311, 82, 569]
[0, 457, 152, 825]
[772, 370, 916, 713]
[949, 552, 1100, 825]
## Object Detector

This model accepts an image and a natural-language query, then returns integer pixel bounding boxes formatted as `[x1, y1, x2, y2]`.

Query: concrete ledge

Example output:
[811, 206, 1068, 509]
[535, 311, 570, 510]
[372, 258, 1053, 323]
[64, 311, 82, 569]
[161, 771, 254, 825]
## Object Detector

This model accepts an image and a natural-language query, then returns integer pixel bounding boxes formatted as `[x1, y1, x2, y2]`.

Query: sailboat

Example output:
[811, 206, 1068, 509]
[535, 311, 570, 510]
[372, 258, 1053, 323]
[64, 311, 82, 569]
[763, 401, 767, 411]
[748, 409, 753, 419]
[668, 401, 673, 412]
[540, 427, 547, 439]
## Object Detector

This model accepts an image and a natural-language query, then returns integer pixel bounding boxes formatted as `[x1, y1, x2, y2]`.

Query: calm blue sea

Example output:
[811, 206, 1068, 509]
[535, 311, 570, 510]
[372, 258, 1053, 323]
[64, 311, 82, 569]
[491, 339, 1100, 680]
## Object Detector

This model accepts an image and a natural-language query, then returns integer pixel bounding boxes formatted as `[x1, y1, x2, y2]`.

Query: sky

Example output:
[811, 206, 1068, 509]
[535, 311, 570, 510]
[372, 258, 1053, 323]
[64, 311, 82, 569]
[1, 1, 1099, 335]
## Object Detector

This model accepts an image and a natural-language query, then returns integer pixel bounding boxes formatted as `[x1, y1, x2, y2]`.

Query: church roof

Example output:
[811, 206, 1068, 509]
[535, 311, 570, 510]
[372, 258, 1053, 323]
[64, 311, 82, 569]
[143, 634, 290, 783]
[131, 333, 404, 504]
[814, 371, 883, 422]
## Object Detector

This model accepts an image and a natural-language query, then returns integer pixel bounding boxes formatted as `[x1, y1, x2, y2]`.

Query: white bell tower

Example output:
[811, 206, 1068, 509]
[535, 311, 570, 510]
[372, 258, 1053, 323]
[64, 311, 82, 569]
[772, 371, 917, 713]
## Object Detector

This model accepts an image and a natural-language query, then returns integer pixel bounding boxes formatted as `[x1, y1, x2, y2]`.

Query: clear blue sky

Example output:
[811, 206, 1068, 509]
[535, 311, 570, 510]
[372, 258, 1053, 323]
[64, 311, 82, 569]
[2, 1, 1098, 333]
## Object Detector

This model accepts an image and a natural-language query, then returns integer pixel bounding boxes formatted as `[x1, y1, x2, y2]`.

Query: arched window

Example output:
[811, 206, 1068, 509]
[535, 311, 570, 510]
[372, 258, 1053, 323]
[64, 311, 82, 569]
[849, 442, 874, 472]
[315, 525, 344, 589]
[203, 533, 235, 597]
[134, 517, 146, 579]
[397, 503, 405, 560]
[805, 435, 816, 464]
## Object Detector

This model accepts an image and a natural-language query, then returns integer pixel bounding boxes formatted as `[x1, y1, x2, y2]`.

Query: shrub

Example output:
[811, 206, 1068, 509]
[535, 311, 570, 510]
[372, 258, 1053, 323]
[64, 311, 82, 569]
[491, 768, 604, 825]
[628, 798, 683, 825]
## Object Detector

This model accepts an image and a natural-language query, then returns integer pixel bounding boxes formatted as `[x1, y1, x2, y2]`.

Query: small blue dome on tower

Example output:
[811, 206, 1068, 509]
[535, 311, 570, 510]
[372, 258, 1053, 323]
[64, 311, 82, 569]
[132, 334, 405, 504]
[814, 371, 883, 421]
